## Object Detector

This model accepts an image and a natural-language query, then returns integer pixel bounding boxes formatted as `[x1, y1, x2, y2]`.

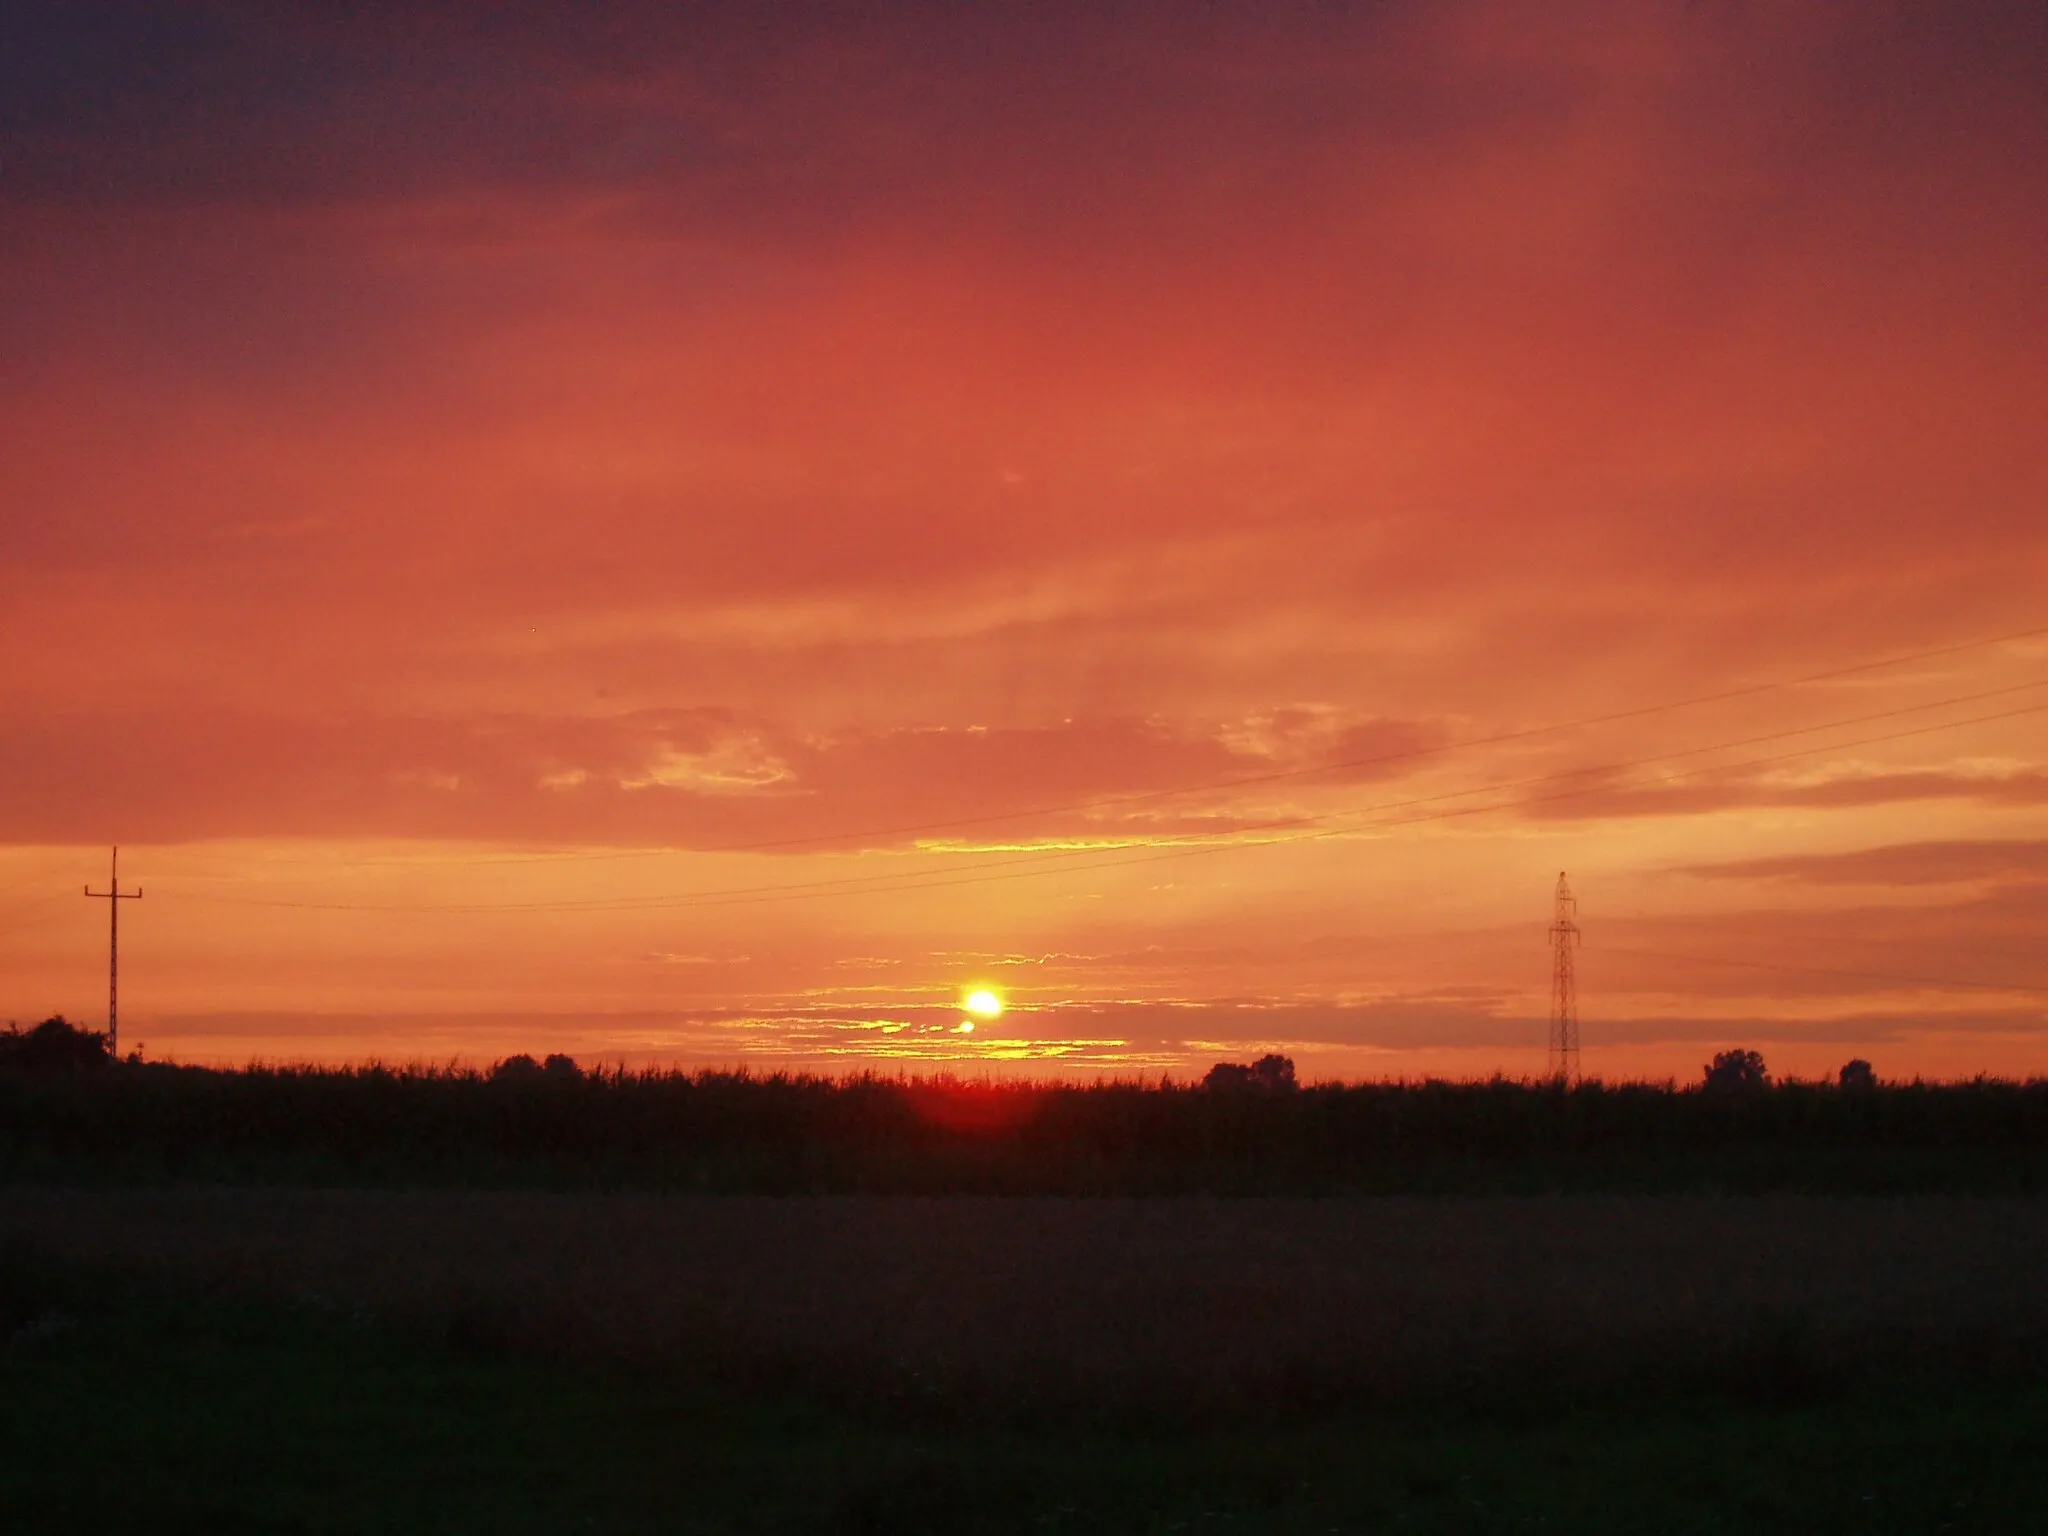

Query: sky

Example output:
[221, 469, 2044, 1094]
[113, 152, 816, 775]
[2, 0, 2045, 1079]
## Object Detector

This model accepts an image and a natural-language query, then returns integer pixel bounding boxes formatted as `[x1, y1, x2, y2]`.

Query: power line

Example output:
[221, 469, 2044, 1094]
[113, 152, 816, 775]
[0, 898, 72, 945]
[169, 695, 2048, 915]
[1601, 945, 2048, 1000]
[171, 696, 2048, 915]
[703, 698, 2048, 913]
[1363, 701, 2048, 833]
[0, 859, 92, 900]
[645, 627, 2048, 855]
[1314, 678, 2047, 828]
[593, 695, 2048, 910]
[1778, 928, 2048, 973]
[137, 620, 2048, 871]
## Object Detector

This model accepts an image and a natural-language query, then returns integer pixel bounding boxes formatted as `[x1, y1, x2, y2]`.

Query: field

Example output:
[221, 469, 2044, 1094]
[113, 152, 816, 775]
[4, 1188, 2046, 1419]
[6, 1067, 2048, 1527]
[4, 1245, 2043, 1533]
[4, 1193, 2048, 1531]
[7, 1062, 2048, 1193]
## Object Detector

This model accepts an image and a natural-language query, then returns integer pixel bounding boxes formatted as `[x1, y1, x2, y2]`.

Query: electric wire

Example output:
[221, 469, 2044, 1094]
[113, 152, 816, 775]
[0, 898, 74, 945]
[168, 695, 2048, 914]
[142, 620, 2048, 871]
[1601, 945, 2048, 999]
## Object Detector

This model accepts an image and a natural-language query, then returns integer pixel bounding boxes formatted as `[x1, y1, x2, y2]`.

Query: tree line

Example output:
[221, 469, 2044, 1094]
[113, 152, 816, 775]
[1, 1020, 2043, 1194]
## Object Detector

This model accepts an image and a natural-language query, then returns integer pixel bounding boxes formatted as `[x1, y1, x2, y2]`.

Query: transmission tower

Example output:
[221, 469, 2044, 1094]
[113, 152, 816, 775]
[1547, 871, 1580, 1083]
[83, 846, 142, 1059]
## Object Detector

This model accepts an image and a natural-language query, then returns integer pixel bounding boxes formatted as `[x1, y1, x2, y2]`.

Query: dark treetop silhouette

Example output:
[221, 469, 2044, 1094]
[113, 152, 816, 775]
[0, 1017, 111, 1072]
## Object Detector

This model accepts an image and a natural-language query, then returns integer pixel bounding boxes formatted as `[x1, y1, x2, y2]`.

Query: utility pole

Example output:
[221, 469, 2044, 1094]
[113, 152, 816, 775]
[1548, 871, 1580, 1084]
[84, 846, 141, 1059]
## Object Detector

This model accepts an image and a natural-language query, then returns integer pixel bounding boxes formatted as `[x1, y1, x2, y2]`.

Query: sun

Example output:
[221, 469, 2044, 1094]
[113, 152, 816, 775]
[962, 988, 1004, 1021]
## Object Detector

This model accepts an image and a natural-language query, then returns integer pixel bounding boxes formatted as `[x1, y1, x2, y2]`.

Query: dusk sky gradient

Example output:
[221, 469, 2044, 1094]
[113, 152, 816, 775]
[3, 1, 2045, 1077]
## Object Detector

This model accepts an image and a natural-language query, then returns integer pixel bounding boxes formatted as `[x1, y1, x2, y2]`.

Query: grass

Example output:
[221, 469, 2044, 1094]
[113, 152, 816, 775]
[1, 1245, 2044, 1533]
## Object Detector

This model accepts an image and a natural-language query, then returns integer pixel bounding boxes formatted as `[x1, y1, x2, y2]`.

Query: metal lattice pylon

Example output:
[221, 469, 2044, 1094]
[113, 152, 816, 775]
[83, 846, 142, 1060]
[1548, 871, 1580, 1083]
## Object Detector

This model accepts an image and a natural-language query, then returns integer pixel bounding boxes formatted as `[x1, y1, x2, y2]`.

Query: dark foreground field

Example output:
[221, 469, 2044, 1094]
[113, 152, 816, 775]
[6, 1189, 2047, 1419]
[3, 1205, 2047, 1534]
[7, 1067, 2048, 1528]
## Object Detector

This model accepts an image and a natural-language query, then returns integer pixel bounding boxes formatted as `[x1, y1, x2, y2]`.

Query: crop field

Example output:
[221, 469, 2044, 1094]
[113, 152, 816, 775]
[5, 1188, 2045, 1419]
[2, 1248, 2041, 1534]
[9, 1068, 2048, 1524]
[8, 1063, 2048, 1194]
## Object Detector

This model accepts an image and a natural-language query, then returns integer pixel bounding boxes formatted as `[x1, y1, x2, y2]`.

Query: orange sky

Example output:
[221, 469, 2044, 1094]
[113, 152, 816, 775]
[2, 1, 2045, 1079]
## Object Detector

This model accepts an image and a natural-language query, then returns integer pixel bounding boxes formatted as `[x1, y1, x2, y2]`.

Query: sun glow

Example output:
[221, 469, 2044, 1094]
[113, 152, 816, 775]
[963, 989, 1005, 1020]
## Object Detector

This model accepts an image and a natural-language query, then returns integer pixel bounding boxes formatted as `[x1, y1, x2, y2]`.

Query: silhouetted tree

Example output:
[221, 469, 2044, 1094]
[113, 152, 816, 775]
[1203, 1054, 1298, 1091]
[1703, 1048, 1769, 1093]
[490, 1053, 581, 1084]
[1838, 1059, 1876, 1090]
[1253, 1053, 1297, 1090]
[0, 1016, 111, 1072]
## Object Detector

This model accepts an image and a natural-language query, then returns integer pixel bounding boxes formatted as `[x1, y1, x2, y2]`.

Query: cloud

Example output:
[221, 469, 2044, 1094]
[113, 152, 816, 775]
[1519, 766, 2048, 821]
[4, 1, 2047, 1076]
[1588, 882, 2048, 1007]
[1679, 840, 2048, 888]
[0, 704, 1386, 848]
[131, 996, 2048, 1076]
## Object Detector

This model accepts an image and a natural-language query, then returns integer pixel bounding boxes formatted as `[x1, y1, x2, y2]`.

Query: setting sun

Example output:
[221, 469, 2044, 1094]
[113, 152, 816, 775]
[963, 990, 1004, 1021]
